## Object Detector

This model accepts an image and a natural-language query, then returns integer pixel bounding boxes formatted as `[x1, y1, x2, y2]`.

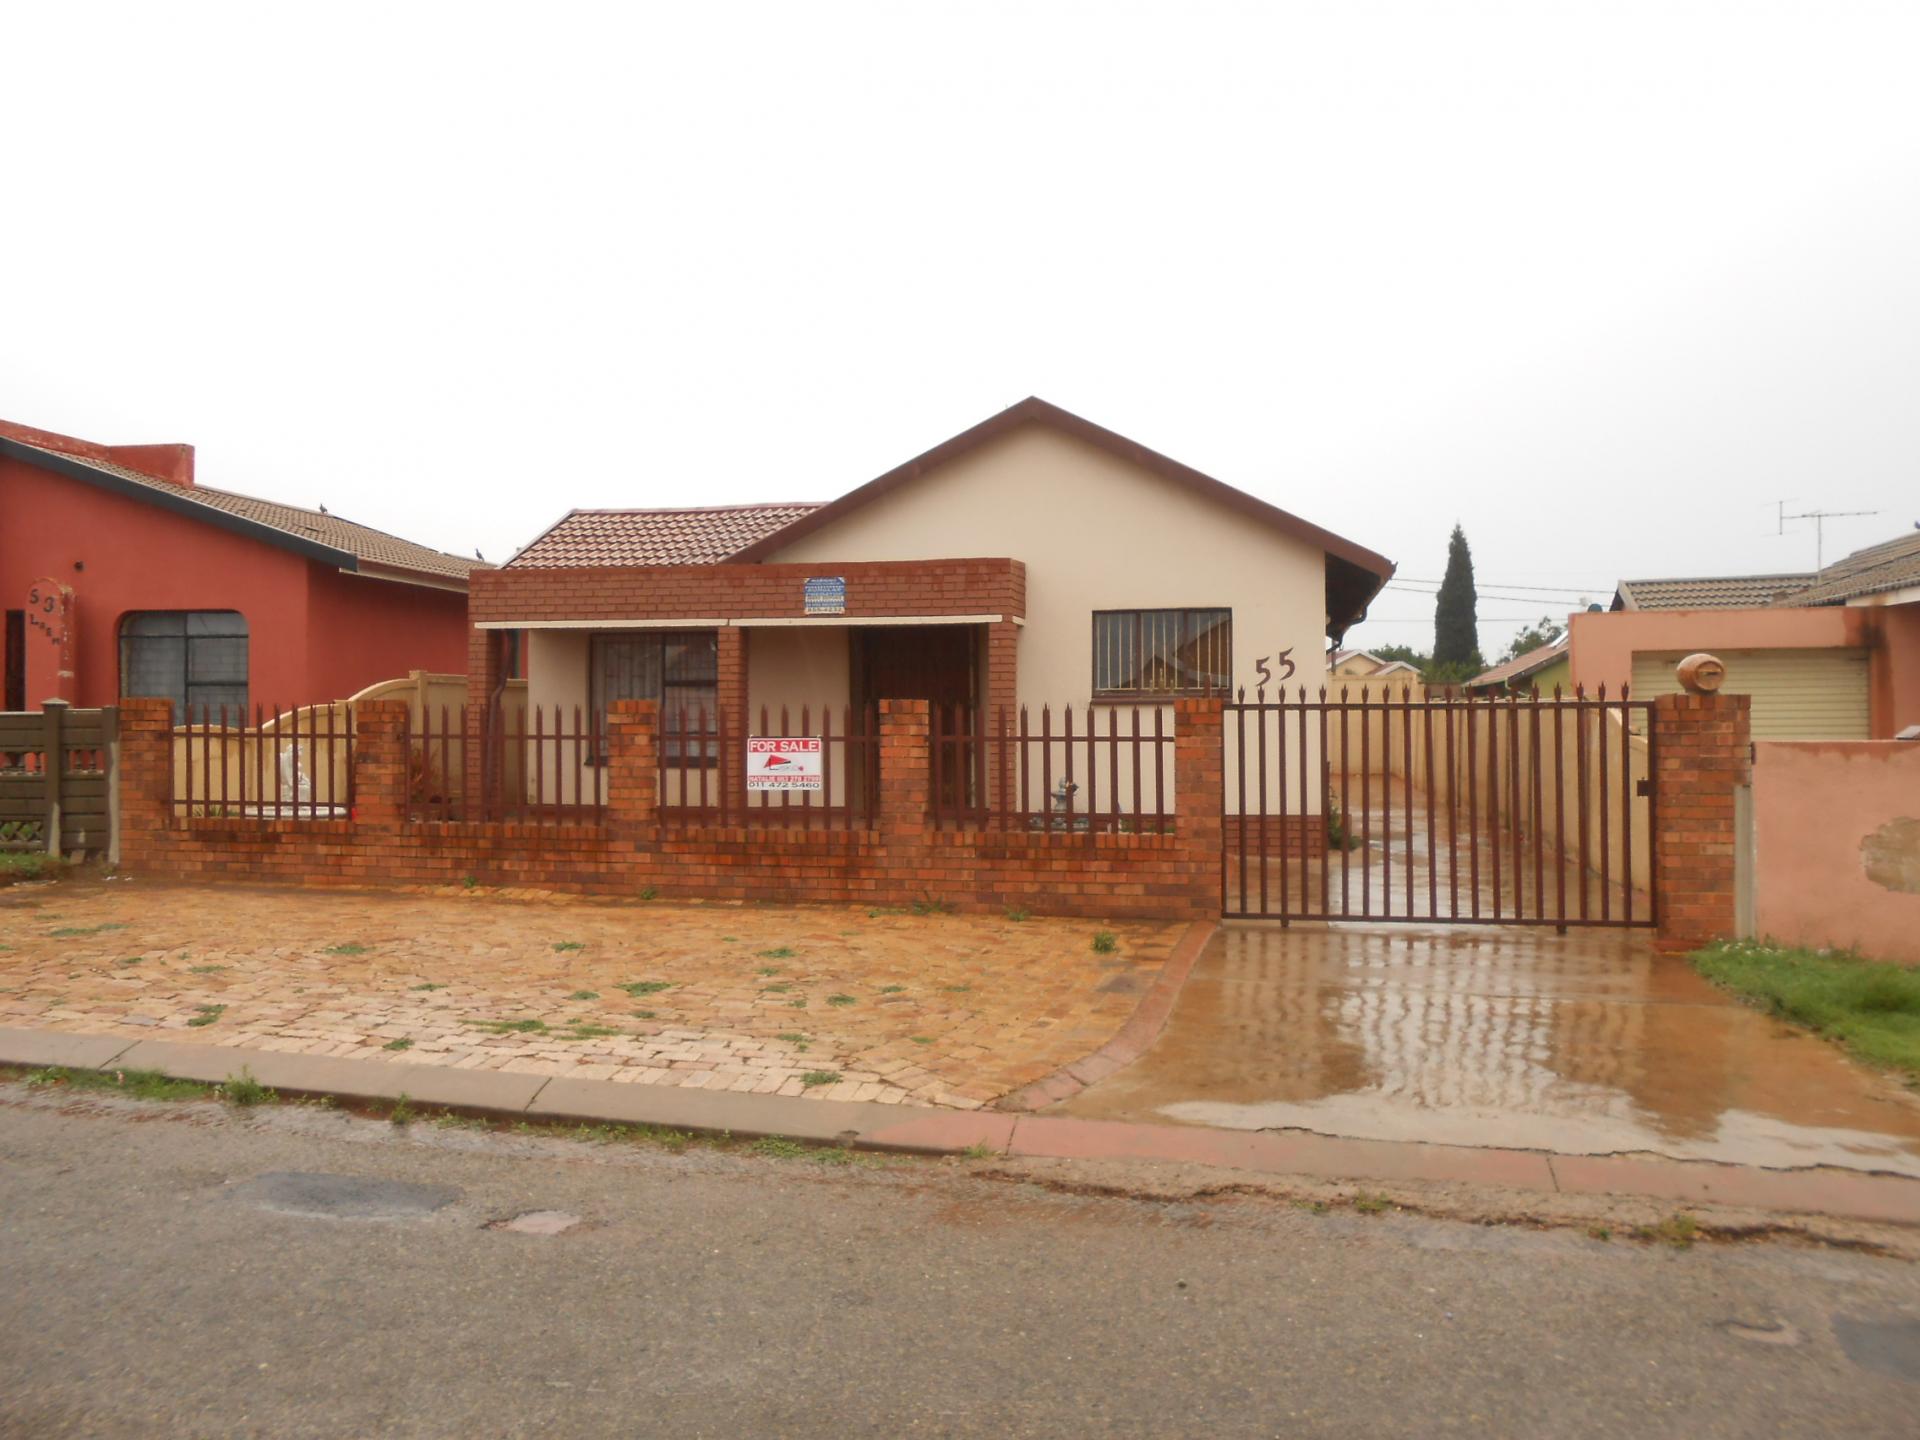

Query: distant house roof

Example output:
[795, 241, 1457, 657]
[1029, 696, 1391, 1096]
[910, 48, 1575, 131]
[1331, 649, 1419, 676]
[1778, 530, 1920, 607]
[1611, 573, 1813, 611]
[507, 504, 824, 568]
[1, 436, 478, 587]
[1465, 636, 1570, 693]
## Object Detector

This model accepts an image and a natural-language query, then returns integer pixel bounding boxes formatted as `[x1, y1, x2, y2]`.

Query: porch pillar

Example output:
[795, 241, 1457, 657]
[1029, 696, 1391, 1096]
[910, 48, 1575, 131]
[1652, 687, 1751, 950]
[606, 698, 659, 828]
[983, 619, 1019, 811]
[718, 626, 748, 818]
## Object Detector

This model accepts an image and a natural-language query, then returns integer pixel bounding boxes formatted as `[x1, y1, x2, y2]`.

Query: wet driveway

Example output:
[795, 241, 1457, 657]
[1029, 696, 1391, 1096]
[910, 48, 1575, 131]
[1059, 924, 1920, 1176]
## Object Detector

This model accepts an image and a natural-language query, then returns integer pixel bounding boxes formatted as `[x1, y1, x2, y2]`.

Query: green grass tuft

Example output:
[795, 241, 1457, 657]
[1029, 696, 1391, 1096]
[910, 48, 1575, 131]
[25, 1065, 213, 1102]
[1004, 906, 1031, 922]
[411, 982, 445, 991]
[826, 994, 856, 1007]
[799, 1070, 841, 1088]
[552, 941, 585, 953]
[758, 946, 796, 960]
[48, 923, 127, 938]
[322, 943, 368, 956]
[383, 1037, 414, 1052]
[1693, 941, 1920, 1078]
[186, 1003, 226, 1028]
[221, 1068, 275, 1107]
[877, 984, 905, 994]
[464, 1017, 548, 1034]
[618, 980, 672, 997]
[568, 989, 600, 1001]
[1091, 931, 1118, 955]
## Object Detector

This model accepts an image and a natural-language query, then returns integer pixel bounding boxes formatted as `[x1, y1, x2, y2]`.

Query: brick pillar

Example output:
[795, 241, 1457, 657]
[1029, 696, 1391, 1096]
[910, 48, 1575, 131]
[717, 626, 747, 817]
[464, 627, 505, 809]
[983, 619, 1019, 811]
[115, 697, 174, 862]
[879, 698, 932, 838]
[606, 698, 659, 828]
[1175, 697, 1225, 914]
[1651, 691, 1751, 950]
[352, 699, 410, 828]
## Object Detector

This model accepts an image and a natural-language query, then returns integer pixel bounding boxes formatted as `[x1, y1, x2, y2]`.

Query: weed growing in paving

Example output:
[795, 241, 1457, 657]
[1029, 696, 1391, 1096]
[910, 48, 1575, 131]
[877, 984, 905, 994]
[48, 923, 127, 938]
[383, 1038, 414, 1052]
[941, 984, 971, 994]
[776, 1032, 812, 1051]
[1092, 931, 1119, 955]
[758, 946, 795, 960]
[752, 1136, 809, 1159]
[465, 1017, 548, 1035]
[568, 990, 600, 1001]
[221, 1069, 275, 1107]
[1693, 940, 1920, 1078]
[463, 875, 478, 890]
[323, 943, 369, 956]
[389, 1094, 416, 1127]
[116, 956, 145, 967]
[799, 1070, 841, 1088]
[756, 965, 782, 976]
[557, 1023, 623, 1041]
[187, 1003, 226, 1028]
[761, 982, 793, 994]
[619, 980, 672, 997]
[911, 1036, 933, 1045]
[188, 964, 228, 975]
[1004, 906, 1031, 922]
[788, 999, 808, 1009]
[638, 886, 659, 901]
[631, 1010, 658, 1020]
[1351, 1192, 1392, 1216]
[1633, 1214, 1699, 1249]
[910, 898, 951, 916]
[960, 1142, 997, 1160]
[553, 941, 586, 953]
[1587, 1225, 1613, 1242]
[411, 982, 445, 992]
[25, 1066, 212, 1102]
[826, 994, 856, 1007]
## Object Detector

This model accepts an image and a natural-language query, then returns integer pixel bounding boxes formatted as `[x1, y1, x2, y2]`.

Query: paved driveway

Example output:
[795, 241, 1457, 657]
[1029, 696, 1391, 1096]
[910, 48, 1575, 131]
[1061, 923, 1920, 1176]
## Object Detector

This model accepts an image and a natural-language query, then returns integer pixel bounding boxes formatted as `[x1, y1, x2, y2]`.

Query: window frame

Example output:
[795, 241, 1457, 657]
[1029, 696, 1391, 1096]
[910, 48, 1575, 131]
[117, 610, 250, 724]
[587, 629, 721, 766]
[1089, 607, 1234, 700]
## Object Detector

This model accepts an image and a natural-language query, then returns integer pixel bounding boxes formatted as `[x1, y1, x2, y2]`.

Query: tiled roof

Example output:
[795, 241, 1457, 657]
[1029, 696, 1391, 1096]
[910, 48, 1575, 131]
[507, 505, 823, 569]
[1779, 530, 1920, 607]
[1466, 636, 1569, 691]
[1611, 573, 1813, 610]
[8, 440, 478, 583]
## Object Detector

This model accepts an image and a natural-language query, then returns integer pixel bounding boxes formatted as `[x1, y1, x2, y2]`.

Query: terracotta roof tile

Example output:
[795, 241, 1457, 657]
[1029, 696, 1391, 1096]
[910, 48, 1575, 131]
[1612, 574, 1813, 610]
[1466, 636, 1569, 691]
[10, 441, 478, 583]
[1779, 531, 1920, 607]
[507, 505, 822, 569]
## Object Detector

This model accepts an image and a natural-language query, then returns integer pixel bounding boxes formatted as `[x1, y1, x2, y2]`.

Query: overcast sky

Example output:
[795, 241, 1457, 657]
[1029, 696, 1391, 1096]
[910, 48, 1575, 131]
[8, 1, 1918, 658]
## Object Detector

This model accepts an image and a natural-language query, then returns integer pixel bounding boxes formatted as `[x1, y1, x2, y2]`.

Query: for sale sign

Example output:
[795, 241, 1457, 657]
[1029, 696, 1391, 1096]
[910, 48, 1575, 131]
[746, 737, 824, 791]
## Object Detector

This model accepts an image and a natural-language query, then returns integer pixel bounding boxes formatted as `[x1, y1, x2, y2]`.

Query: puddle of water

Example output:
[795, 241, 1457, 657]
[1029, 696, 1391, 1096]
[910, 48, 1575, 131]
[1833, 1315, 1920, 1382]
[227, 1171, 459, 1220]
[1061, 926, 1920, 1176]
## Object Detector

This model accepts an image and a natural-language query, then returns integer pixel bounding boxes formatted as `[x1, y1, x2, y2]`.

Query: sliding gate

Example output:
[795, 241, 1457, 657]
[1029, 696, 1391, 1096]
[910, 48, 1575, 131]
[1222, 689, 1657, 928]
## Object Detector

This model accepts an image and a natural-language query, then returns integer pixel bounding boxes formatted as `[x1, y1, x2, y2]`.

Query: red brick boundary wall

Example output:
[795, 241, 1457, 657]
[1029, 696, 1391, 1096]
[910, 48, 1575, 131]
[117, 695, 1220, 922]
[1651, 691, 1751, 950]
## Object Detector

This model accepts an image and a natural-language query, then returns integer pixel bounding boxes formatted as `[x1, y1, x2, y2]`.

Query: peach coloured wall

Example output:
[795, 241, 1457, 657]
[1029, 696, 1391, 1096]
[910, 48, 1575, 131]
[1568, 607, 1865, 697]
[1752, 741, 1920, 962]
[1867, 602, 1920, 737]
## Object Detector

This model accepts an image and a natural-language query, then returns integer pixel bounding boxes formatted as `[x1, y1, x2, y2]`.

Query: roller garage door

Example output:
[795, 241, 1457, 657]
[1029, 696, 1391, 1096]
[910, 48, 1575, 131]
[1631, 648, 1871, 738]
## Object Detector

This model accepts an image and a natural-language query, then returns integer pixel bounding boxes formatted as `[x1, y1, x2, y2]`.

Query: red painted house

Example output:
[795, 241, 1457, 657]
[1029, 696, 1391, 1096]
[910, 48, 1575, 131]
[1, 418, 478, 719]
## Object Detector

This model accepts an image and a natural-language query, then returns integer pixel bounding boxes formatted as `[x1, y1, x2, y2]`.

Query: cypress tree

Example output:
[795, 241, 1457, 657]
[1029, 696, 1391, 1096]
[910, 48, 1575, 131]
[1433, 524, 1481, 671]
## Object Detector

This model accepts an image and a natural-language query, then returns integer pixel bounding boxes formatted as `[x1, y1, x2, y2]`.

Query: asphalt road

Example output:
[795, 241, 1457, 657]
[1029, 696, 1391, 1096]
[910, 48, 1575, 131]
[3, 1089, 1918, 1439]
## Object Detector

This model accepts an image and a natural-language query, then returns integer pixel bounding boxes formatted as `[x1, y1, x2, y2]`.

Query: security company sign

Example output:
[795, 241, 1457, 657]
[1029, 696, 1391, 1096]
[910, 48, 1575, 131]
[746, 737, 824, 791]
[803, 576, 846, 615]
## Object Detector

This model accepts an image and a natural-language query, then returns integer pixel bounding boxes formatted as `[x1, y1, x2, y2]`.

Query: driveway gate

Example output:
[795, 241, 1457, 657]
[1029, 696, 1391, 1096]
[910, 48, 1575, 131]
[1222, 689, 1657, 927]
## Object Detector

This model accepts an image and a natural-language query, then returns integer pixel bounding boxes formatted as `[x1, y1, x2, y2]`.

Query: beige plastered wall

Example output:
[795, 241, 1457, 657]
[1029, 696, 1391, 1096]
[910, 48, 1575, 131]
[1752, 740, 1920, 962]
[765, 422, 1331, 814]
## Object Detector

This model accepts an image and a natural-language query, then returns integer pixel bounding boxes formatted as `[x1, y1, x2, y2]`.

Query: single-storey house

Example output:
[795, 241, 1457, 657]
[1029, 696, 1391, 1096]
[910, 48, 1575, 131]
[1, 417, 479, 720]
[468, 397, 1395, 816]
[1563, 533, 1920, 738]
[1464, 636, 1570, 696]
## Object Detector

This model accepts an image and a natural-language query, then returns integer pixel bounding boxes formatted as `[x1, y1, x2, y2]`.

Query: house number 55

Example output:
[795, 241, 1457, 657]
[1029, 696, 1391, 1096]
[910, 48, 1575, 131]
[1254, 648, 1296, 689]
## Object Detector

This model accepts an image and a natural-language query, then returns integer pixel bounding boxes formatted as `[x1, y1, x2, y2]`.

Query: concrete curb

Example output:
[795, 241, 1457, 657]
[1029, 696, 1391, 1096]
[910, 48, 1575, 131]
[995, 919, 1218, 1113]
[4, 1023, 1918, 1226]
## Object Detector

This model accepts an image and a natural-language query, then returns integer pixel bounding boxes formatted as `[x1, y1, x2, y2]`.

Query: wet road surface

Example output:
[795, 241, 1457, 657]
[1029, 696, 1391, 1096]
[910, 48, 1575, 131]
[1062, 924, 1920, 1176]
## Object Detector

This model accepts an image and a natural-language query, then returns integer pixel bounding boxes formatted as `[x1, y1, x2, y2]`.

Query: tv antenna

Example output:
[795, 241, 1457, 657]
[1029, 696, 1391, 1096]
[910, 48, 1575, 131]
[1777, 501, 1879, 569]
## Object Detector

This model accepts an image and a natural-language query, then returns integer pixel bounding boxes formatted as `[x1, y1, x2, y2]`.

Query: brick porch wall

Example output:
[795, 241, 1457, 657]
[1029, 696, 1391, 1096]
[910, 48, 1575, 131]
[116, 695, 1219, 922]
[1651, 690, 1751, 950]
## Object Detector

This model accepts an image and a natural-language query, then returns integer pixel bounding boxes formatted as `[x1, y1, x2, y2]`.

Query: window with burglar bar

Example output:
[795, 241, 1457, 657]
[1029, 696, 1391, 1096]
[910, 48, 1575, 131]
[119, 611, 249, 724]
[589, 630, 719, 762]
[1092, 608, 1231, 696]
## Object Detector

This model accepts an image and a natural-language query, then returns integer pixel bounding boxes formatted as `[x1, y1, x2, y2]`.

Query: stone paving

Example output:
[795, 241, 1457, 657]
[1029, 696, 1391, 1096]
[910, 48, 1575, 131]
[0, 878, 1182, 1109]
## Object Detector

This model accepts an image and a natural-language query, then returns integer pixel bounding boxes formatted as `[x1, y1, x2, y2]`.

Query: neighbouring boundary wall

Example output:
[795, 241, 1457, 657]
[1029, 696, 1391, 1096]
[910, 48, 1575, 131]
[1751, 740, 1920, 963]
[119, 696, 1221, 922]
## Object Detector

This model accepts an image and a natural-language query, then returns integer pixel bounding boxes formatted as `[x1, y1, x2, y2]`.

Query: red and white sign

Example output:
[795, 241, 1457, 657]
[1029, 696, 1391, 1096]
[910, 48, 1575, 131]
[746, 736, 824, 791]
